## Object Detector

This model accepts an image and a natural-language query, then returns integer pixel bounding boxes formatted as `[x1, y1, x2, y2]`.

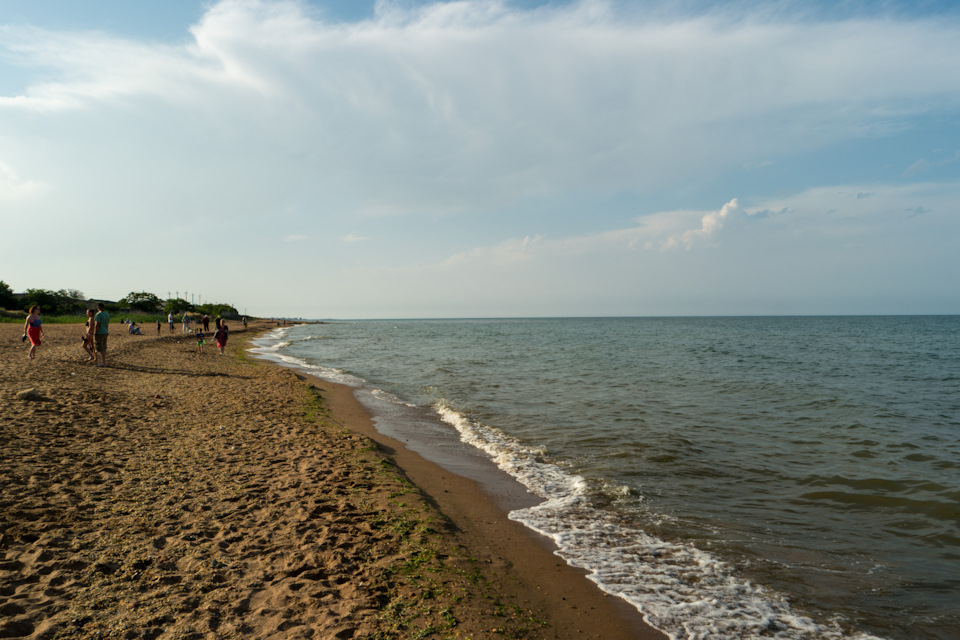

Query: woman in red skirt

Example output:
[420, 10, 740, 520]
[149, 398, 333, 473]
[23, 305, 44, 360]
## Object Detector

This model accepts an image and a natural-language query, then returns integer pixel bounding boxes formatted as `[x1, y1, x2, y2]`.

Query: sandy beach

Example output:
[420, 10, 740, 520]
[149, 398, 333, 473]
[0, 319, 665, 639]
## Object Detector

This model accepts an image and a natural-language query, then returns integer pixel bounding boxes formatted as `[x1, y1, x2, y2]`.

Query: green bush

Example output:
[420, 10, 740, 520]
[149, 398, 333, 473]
[0, 280, 16, 310]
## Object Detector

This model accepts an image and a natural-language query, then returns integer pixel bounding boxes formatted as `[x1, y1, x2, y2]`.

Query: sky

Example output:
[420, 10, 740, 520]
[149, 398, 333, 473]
[1, 0, 959, 318]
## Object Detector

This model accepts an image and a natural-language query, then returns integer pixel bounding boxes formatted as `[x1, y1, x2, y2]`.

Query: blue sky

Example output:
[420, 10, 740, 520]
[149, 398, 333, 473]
[1, 0, 959, 318]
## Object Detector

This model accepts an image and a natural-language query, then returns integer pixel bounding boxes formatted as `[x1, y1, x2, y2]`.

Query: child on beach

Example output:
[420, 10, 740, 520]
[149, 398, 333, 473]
[195, 329, 205, 354]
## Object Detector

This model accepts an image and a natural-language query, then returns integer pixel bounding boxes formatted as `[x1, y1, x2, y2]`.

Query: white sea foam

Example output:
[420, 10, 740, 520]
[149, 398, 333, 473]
[247, 333, 363, 387]
[436, 402, 886, 640]
[371, 388, 417, 408]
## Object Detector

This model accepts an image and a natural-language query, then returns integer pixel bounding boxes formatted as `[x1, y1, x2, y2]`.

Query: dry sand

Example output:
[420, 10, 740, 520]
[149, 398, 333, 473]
[0, 319, 665, 639]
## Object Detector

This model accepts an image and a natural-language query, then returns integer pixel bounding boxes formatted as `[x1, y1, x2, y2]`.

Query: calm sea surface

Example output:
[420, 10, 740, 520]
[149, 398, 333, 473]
[251, 316, 960, 640]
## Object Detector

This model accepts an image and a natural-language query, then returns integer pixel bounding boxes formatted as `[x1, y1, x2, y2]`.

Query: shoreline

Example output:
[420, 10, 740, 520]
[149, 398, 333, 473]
[1, 319, 665, 639]
[290, 370, 664, 640]
[249, 325, 667, 638]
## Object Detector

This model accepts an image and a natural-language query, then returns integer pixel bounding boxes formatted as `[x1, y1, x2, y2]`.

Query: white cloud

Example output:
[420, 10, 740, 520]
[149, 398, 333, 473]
[434, 179, 960, 269]
[2, 0, 959, 216]
[902, 150, 960, 177]
[1, 1, 959, 316]
[663, 198, 740, 249]
[0, 161, 43, 200]
[436, 199, 744, 271]
[445, 233, 545, 265]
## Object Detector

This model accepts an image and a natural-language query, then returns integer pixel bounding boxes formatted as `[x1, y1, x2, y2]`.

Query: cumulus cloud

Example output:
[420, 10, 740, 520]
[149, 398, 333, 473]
[663, 198, 740, 249]
[2, 0, 960, 217]
[435, 178, 960, 271]
[341, 232, 371, 243]
[0, 161, 43, 200]
[445, 233, 545, 265]
[1, 1, 959, 317]
[439, 197, 747, 270]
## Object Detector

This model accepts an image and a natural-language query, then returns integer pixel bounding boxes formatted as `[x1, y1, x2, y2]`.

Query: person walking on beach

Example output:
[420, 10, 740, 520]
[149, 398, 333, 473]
[82, 308, 96, 362]
[168, 311, 175, 333]
[182, 313, 190, 334]
[202, 314, 209, 331]
[215, 320, 228, 355]
[157, 319, 161, 335]
[93, 302, 110, 367]
[195, 328, 205, 354]
[23, 305, 44, 359]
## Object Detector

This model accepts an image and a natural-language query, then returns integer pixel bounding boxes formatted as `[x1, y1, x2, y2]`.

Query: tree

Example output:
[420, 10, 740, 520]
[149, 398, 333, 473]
[57, 289, 87, 314]
[0, 280, 15, 310]
[19, 288, 87, 315]
[21, 289, 62, 313]
[196, 302, 239, 319]
[120, 291, 163, 312]
[164, 298, 194, 314]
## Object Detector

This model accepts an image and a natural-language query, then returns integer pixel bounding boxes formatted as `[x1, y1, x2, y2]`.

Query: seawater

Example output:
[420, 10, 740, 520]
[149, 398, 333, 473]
[250, 316, 960, 640]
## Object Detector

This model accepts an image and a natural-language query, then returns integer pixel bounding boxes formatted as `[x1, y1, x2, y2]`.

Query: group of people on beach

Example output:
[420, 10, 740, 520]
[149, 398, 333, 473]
[194, 315, 230, 356]
[24, 303, 111, 366]
[23, 304, 235, 364]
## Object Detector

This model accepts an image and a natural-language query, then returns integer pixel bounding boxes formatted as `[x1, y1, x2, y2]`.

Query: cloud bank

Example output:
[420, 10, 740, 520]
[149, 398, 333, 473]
[3, 0, 959, 215]
[0, 0, 958, 316]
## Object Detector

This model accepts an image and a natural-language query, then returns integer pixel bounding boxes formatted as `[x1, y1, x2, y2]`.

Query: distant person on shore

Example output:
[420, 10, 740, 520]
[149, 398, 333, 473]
[157, 319, 161, 335]
[82, 308, 96, 362]
[242, 317, 247, 329]
[23, 305, 44, 359]
[195, 328, 205, 354]
[182, 313, 190, 334]
[128, 321, 142, 335]
[93, 302, 110, 367]
[202, 315, 209, 331]
[215, 320, 228, 355]
[168, 311, 175, 333]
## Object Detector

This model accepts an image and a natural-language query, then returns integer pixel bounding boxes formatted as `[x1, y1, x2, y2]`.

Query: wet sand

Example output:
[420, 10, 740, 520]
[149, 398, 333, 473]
[0, 319, 665, 639]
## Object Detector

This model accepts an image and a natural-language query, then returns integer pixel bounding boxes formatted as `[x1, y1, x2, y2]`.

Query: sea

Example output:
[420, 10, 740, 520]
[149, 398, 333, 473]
[249, 316, 960, 640]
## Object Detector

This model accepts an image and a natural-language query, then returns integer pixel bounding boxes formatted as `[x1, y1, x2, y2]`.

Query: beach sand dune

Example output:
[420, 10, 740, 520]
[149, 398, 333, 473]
[1, 321, 663, 639]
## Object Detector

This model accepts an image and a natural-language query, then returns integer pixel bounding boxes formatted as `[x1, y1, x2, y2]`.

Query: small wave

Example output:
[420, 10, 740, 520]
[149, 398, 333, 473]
[371, 389, 417, 408]
[247, 339, 364, 388]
